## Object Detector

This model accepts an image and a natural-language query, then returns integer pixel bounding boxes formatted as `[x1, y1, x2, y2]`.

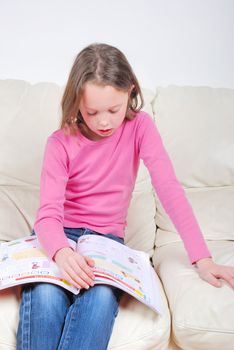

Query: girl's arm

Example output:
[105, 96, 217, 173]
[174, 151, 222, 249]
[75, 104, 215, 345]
[34, 136, 71, 258]
[138, 113, 234, 288]
[34, 135, 95, 288]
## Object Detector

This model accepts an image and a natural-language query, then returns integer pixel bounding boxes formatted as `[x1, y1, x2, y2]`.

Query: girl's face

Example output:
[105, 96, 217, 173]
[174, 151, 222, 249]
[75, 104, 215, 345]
[79, 82, 131, 140]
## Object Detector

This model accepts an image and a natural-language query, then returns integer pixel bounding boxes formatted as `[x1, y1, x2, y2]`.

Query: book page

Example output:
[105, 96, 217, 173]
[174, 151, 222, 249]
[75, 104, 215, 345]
[77, 234, 162, 314]
[0, 236, 78, 294]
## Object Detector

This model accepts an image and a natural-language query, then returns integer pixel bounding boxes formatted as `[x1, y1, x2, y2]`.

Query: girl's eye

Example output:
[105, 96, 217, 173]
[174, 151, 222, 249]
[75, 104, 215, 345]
[87, 110, 118, 116]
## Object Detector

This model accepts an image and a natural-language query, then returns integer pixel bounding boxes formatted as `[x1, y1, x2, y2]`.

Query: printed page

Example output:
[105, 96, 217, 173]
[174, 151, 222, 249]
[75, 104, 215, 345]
[77, 234, 162, 314]
[0, 236, 78, 294]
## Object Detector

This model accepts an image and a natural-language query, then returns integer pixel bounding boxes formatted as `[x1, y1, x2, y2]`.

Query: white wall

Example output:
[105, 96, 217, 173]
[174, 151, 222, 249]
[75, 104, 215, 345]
[0, 0, 233, 90]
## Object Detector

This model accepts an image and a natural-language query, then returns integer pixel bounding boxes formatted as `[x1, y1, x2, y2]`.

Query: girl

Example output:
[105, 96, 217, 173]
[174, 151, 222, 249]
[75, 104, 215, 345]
[17, 43, 234, 350]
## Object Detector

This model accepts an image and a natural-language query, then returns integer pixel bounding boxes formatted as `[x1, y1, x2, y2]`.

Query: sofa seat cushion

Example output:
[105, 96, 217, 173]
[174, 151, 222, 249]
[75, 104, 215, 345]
[153, 241, 234, 350]
[0, 282, 171, 350]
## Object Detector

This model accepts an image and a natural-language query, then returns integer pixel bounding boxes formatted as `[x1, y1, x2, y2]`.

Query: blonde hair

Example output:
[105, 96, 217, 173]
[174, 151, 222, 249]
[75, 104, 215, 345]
[60, 43, 144, 135]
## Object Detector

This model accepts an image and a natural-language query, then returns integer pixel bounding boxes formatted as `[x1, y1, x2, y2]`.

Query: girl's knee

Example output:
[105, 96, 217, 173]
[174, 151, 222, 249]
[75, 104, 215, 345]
[30, 283, 59, 299]
[22, 283, 71, 312]
[86, 285, 120, 312]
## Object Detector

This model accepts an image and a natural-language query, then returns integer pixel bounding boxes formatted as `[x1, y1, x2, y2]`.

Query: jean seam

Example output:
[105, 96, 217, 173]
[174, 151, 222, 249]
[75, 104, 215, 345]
[103, 300, 119, 350]
[58, 297, 79, 349]
[18, 287, 31, 350]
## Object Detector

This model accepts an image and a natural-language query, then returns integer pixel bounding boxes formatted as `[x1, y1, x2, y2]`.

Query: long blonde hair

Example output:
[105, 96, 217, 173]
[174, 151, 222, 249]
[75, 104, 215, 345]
[60, 43, 144, 135]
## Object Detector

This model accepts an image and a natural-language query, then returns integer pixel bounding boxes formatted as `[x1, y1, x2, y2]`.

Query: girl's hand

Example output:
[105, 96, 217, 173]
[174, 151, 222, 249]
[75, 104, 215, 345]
[195, 258, 234, 289]
[54, 247, 95, 290]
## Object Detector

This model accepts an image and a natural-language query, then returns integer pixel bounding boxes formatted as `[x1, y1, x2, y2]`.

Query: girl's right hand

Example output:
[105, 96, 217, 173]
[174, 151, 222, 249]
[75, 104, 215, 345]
[54, 247, 95, 290]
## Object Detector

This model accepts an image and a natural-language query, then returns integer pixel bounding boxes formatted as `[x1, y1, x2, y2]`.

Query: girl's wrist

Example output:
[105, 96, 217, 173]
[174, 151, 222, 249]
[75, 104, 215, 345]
[195, 257, 213, 268]
[54, 246, 74, 263]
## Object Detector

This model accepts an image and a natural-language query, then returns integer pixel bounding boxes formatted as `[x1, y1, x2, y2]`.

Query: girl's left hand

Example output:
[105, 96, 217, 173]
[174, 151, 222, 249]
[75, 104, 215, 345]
[195, 258, 234, 289]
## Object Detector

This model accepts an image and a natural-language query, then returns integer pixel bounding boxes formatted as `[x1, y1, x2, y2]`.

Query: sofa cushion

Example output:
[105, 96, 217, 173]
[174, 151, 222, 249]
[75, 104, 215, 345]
[0, 80, 156, 255]
[153, 241, 234, 350]
[152, 86, 234, 246]
[0, 80, 62, 242]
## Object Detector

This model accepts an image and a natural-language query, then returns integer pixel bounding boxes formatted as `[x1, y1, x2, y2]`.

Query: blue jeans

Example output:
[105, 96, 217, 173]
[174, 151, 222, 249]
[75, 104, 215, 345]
[16, 227, 124, 350]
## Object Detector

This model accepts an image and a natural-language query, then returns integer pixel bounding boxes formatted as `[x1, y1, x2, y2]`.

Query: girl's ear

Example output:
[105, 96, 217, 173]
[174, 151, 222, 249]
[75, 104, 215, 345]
[128, 84, 135, 96]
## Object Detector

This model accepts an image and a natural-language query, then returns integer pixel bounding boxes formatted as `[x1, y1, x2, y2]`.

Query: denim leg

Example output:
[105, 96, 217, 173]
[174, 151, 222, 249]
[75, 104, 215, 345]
[17, 228, 124, 349]
[16, 283, 72, 350]
[58, 284, 121, 350]
[54, 228, 123, 350]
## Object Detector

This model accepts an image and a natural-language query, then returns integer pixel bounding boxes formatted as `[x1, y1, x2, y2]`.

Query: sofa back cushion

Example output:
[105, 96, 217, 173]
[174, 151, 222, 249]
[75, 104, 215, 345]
[0, 80, 156, 256]
[152, 86, 234, 246]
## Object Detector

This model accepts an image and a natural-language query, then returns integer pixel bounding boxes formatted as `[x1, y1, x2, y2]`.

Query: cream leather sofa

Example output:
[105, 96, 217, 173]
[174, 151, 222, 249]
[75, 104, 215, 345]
[0, 80, 233, 349]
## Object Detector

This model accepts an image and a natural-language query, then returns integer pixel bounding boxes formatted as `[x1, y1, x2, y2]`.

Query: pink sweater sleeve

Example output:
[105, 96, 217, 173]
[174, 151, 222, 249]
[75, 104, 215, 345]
[138, 114, 211, 264]
[34, 136, 72, 260]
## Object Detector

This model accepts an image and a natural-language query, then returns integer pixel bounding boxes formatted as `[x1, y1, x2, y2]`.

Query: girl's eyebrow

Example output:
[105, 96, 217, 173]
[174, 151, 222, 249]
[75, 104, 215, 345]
[85, 103, 122, 110]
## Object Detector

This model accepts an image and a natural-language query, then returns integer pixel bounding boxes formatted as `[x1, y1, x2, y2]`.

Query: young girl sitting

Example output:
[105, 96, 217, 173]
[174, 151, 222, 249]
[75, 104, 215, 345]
[16, 42, 234, 350]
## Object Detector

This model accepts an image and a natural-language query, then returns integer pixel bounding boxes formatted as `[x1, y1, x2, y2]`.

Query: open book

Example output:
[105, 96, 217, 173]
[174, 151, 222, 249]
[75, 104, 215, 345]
[0, 234, 162, 314]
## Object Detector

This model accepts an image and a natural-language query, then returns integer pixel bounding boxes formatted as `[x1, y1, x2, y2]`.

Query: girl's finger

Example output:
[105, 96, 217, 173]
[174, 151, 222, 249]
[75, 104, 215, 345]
[201, 272, 222, 288]
[212, 269, 234, 289]
[221, 273, 234, 288]
[84, 256, 95, 268]
[62, 265, 91, 289]
[74, 255, 95, 280]
[61, 270, 83, 289]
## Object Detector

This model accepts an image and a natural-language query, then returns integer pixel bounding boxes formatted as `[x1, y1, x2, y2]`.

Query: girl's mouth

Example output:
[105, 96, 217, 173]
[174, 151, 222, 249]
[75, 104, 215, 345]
[99, 129, 112, 134]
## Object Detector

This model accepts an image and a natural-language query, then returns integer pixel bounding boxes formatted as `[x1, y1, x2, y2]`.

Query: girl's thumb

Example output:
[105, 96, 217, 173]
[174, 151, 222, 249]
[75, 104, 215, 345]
[85, 256, 95, 267]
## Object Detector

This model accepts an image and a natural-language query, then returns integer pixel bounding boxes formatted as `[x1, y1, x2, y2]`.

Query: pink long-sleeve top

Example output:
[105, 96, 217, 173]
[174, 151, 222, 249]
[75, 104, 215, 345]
[34, 111, 211, 264]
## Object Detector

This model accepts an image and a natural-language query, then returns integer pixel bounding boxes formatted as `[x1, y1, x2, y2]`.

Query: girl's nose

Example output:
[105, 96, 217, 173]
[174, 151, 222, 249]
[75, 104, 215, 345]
[98, 116, 109, 127]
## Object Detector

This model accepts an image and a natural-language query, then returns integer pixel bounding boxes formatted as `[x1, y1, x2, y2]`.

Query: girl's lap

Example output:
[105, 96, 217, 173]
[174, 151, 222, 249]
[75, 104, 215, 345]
[21, 282, 122, 311]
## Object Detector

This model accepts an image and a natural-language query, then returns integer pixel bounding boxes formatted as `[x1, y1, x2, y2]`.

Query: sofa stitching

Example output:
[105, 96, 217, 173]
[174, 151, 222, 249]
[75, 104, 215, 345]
[174, 322, 234, 334]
